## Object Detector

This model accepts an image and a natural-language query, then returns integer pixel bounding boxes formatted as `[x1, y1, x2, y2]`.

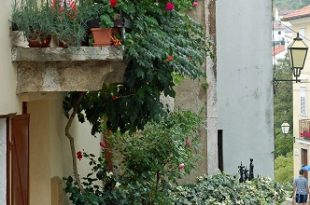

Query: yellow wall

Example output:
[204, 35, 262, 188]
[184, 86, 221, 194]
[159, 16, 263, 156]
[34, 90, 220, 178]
[28, 93, 101, 205]
[291, 19, 310, 179]
[28, 98, 52, 205]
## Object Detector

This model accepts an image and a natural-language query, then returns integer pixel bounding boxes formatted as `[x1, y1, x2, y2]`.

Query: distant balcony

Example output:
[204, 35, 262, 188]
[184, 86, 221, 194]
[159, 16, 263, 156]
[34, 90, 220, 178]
[300, 119, 310, 139]
[12, 47, 126, 94]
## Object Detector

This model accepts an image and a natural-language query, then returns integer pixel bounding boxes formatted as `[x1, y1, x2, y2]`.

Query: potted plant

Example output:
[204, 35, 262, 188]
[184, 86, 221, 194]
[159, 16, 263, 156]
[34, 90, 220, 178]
[11, 0, 53, 47]
[50, 5, 86, 47]
[11, 0, 93, 48]
[90, 0, 119, 46]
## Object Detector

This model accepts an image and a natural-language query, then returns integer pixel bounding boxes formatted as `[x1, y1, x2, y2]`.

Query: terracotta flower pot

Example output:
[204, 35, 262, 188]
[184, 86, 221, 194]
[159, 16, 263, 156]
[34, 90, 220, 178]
[27, 35, 51, 47]
[90, 28, 113, 46]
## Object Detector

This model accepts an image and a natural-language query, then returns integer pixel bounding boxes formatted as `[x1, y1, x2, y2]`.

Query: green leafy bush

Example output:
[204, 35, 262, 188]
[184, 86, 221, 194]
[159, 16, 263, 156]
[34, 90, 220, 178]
[169, 174, 287, 205]
[64, 0, 212, 134]
[275, 153, 293, 184]
[64, 111, 202, 205]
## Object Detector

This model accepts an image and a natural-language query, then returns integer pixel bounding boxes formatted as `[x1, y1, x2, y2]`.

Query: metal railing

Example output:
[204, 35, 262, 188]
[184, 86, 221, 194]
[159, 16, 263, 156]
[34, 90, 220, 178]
[299, 119, 310, 139]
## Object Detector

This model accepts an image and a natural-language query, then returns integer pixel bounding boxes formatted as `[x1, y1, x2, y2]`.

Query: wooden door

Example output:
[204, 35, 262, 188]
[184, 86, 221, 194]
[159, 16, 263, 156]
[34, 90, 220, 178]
[9, 115, 29, 205]
[301, 148, 308, 179]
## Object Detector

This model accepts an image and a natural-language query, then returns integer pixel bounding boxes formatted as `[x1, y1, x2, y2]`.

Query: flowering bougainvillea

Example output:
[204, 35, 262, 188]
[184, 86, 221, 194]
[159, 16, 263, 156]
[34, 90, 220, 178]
[64, 0, 212, 136]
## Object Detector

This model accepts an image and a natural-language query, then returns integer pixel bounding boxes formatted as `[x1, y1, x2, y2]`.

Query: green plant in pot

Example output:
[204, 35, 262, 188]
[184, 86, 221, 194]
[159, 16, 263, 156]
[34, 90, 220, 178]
[51, 11, 87, 47]
[90, 0, 118, 46]
[12, 1, 53, 47]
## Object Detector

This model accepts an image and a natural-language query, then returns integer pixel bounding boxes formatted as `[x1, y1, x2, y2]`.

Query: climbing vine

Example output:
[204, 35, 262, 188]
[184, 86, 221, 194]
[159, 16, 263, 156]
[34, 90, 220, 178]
[63, 0, 212, 134]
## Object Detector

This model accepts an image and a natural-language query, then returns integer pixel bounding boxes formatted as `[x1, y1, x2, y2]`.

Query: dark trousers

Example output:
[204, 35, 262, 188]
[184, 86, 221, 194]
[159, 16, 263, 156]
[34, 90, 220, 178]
[296, 194, 308, 203]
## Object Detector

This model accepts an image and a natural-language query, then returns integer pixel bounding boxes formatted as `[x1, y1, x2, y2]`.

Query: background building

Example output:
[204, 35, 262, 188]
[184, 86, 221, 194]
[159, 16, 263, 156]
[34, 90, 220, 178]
[282, 5, 310, 180]
[216, 0, 274, 177]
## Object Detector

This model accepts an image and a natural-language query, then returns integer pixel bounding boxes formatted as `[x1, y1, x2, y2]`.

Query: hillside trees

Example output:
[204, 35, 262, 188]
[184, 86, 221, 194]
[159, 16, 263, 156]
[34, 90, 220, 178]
[273, 57, 294, 183]
[274, 0, 310, 10]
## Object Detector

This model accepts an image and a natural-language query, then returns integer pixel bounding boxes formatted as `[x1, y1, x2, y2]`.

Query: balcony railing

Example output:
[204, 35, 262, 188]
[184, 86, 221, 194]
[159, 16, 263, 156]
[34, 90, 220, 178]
[300, 119, 310, 139]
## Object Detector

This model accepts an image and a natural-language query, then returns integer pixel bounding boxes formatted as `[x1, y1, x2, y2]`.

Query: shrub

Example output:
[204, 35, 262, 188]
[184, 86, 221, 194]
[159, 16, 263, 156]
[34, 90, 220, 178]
[169, 174, 287, 205]
[64, 111, 202, 205]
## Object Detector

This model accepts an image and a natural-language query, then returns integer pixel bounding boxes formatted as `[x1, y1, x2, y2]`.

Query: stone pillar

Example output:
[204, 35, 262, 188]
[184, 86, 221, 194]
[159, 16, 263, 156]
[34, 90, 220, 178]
[205, 0, 219, 174]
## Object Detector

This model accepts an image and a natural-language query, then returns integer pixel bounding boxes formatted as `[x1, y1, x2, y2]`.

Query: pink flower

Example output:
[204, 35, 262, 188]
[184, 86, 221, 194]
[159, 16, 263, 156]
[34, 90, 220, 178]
[100, 140, 107, 149]
[192, 0, 198, 7]
[166, 2, 175, 11]
[165, 55, 174, 62]
[178, 163, 185, 171]
[76, 151, 83, 161]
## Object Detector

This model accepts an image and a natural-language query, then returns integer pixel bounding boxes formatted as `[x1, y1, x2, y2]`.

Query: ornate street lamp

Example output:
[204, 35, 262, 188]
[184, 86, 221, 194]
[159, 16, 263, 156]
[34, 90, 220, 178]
[289, 33, 308, 83]
[281, 121, 290, 135]
[273, 33, 308, 83]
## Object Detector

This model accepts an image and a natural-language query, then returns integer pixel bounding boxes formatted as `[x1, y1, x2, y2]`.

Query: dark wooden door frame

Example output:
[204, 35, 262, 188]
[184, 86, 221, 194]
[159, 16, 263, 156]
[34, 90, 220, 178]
[3, 113, 29, 205]
[0, 114, 15, 205]
[301, 148, 308, 179]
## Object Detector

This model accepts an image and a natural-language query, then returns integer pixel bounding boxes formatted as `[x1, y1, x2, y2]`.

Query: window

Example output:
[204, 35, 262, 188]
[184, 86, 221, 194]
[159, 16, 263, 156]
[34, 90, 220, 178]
[300, 87, 307, 118]
[218, 130, 223, 172]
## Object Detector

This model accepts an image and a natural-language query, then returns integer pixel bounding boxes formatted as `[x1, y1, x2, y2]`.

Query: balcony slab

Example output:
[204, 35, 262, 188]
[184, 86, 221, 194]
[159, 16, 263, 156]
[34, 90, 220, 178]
[12, 47, 126, 94]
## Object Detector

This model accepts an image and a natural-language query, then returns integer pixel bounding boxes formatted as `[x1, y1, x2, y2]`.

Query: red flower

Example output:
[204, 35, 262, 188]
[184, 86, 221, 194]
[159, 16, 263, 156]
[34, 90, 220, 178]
[76, 151, 83, 161]
[100, 140, 107, 149]
[166, 55, 174, 62]
[112, 95, 120, 100]
[192, 0, 199, 7]
[110, 0, 117, 7]
[166, 2, 175, 11]
[178, 163, 185, 171]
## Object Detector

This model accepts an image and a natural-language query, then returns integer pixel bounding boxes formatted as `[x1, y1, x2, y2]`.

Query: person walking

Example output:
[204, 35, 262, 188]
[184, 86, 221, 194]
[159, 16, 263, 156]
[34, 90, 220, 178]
[293, 169, 310, 205]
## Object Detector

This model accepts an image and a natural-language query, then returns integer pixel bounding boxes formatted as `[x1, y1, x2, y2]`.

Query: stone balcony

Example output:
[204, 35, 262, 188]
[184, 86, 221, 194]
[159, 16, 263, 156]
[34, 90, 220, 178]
[12, 46, 126, 94]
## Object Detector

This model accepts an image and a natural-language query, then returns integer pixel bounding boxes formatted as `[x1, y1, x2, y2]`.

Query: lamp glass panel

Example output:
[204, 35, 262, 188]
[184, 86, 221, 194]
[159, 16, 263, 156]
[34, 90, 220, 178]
[291, 39, 307, 49]
[290, 49, 307, 68]
[281, 122, 290, 134]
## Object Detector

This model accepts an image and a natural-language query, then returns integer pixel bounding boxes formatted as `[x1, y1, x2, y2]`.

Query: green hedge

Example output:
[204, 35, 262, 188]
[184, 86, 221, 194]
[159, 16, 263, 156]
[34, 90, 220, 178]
[169, 174, 286, 205]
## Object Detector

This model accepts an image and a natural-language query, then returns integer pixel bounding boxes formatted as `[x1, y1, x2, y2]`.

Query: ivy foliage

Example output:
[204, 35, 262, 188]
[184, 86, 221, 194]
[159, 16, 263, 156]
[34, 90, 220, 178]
[63, 0, 211, 134]
[169, 174, 286, 205]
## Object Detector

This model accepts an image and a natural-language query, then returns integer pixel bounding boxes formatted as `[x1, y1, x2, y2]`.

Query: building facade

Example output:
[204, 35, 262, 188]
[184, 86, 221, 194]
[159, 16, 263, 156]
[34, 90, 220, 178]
[282, 5, 310, 180]
[1, 1, 212, 205]
[216, 0, 274, 177]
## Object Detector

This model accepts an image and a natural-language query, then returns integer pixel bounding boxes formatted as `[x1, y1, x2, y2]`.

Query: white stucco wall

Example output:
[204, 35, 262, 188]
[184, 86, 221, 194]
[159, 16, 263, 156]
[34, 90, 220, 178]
[0, 119, 6, 203]
[216, 0, 274, 177]
[0, 0, 21, 115]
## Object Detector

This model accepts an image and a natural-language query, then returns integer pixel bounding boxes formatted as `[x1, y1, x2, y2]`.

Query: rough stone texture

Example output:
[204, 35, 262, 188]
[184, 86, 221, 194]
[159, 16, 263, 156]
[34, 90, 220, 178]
[205, 0, 219, 175]
[12, 47, 126, 93]
[12, 47, 124, 62]
[175, 1, 210, 183]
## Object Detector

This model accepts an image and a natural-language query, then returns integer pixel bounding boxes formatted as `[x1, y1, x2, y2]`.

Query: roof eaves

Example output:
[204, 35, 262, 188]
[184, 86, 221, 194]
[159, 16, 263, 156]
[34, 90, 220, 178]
[282, 13, 310, 21]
